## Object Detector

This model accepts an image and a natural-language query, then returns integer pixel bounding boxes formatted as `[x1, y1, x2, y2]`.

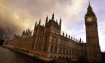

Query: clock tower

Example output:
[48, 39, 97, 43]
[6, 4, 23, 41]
[85, 3, 102, 62]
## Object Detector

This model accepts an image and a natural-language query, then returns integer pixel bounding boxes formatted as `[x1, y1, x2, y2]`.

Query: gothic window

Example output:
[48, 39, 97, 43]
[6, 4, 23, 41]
[50, 46, 53, 53]
[67, 49, 69, 54]
[61, 40, 62, 45]
[38, 45, 40, 51]
[61, 40, 63, 45]
[52, 39, 54, 44]
[55, 47, 57, 53]
[45, 36, 48, 43]
[36, 46, 38, 50]
[38, 46, 40, 51]
[56, 38, 57, 44]
[71, 50, 72, 55]
[62, 48, 64, 54]
[53, 47, 55, 53]
[59, 48, 61, 53]
[40, 46, 42, 51]
[43, 45, 47, 51]
[63, 48, 65, 54]
[61, 48, 63, 53]
[66, 49, 68, 54]
[69, 50, 71, 54]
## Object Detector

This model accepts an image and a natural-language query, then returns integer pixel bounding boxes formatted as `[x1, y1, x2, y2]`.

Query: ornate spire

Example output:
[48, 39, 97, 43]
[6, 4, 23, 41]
[63, 32, 64, 36]
[69, 35, 70, 38]
[39, 19, 41, 25]
[22, 30, 25, 34]
[46, 15, 48, 23]
[66, 34, 67, 37]
[89, 1, 90, 6]
[52, 12, 54, 20]
[59, 18, 62, 28]
[60, 18, 62, 22]
[79, 38, 81, 43]
[59, 18, 62, 24]
[35, 21, 37, 28]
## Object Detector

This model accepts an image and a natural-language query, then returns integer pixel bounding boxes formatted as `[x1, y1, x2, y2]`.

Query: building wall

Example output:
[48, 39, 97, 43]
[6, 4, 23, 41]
[19, 38, 33, 52]
[5, 14, 86, 61]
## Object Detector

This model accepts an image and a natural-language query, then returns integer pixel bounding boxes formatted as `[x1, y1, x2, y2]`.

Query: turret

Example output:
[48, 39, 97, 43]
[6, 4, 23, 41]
[39, 19, 41, 25]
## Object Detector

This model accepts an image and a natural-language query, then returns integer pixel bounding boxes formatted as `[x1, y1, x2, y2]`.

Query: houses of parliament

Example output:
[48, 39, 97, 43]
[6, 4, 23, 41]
[3, 3, 102, 62]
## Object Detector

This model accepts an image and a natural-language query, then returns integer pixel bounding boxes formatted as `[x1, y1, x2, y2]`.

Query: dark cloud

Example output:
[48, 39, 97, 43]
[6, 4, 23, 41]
[0, 4, 25, 37]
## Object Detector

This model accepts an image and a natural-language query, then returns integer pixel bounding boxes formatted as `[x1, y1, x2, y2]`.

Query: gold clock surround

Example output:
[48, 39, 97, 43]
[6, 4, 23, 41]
[87, 17, 92, 22]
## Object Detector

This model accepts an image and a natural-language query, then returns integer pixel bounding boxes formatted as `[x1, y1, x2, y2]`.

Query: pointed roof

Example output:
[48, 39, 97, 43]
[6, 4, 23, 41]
[87, 2, 93, 11]
[88, 2, 91, 8]
[85, 1, 95, 16]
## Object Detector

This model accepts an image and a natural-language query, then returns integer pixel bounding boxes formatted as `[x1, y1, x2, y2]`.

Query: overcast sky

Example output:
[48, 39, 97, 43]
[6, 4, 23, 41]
[0, 0, 105, 51]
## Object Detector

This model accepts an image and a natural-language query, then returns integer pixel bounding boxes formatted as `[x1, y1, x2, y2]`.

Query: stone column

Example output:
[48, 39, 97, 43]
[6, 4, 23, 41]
[57, 36, 60, 53]
[47, 33, 52, 53]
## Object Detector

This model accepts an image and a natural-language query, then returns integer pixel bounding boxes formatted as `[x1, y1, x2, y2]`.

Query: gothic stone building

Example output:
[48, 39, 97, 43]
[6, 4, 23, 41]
[3, 4, 101, 62]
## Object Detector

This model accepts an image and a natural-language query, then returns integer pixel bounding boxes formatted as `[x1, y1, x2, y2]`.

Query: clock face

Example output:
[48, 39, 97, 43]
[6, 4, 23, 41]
[87, 17, 92, 22]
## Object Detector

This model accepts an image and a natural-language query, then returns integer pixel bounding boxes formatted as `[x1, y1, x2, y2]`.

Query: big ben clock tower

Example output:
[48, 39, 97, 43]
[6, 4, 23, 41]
[85, 3, 102, 62]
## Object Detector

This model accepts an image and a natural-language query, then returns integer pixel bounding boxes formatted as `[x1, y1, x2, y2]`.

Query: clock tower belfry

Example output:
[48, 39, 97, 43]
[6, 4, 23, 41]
[85, 3, 102, 62]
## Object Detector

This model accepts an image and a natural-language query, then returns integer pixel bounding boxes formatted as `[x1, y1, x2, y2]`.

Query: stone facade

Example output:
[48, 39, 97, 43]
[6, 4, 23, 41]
[28, 13, 86, 61]
[3, 4, 101, 62]
[5, 29, 33, 52]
